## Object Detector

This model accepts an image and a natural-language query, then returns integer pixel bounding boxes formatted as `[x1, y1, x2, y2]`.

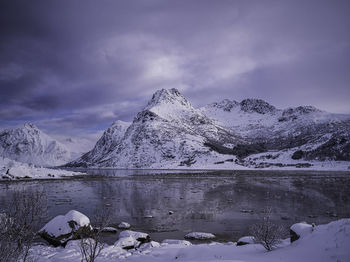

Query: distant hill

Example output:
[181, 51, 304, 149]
[0, 123, 71, 166]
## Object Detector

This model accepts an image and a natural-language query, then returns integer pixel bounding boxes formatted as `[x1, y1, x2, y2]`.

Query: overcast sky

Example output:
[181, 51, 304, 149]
[0, 0, 349, 138]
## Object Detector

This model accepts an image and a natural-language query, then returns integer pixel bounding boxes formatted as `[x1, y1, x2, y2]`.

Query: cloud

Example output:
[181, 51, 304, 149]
[0, 0, 349, 136]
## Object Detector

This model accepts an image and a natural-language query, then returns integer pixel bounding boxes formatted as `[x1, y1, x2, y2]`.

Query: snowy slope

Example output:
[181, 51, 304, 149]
[0, 123, 71, 166]
[68, 89, 350, 169]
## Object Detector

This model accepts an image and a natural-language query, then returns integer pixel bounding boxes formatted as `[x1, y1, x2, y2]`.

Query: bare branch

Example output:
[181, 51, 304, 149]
[0, 188, 47, 262]
[79, 208, 111, 262]
[249, 207, 287, 251]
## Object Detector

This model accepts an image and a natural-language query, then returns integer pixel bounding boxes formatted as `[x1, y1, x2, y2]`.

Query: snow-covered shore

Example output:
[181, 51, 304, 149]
[0, 157, 86, 180]
[82, 158, 350, 172]
[30, 218, 350, 262]
[1, 155, 348, 182]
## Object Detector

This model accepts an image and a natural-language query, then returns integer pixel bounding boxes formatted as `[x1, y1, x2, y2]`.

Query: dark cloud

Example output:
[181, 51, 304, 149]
[0, 0, 349, 137]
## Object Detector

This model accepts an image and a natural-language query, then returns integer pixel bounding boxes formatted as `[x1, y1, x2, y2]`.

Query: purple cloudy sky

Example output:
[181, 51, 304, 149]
[0, 0, 349, 137]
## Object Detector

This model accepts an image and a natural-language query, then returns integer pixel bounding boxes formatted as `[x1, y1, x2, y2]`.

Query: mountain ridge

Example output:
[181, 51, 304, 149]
[67, 88, 350, 169]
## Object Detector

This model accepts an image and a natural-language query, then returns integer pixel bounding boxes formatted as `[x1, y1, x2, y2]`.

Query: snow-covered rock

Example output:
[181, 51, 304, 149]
[0, 123, 71, 166]
[184, 232, 216, 240]
[117, 221, 131, 229]
[138, 241, 161, 251]
[237, 236, 256, 246]
[119, 230, 150, 242]
[290, 222, 314, 242]
[39, 210, 92, 246]
[114, 236, 141, 250]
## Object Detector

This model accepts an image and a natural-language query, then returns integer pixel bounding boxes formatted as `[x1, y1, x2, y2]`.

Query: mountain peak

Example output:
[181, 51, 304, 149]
[207, 99, 239, 112]
[240, 99, 276, 114]
[146, 88, 192, 109]
[23, 123, 39, 130]
[282, 106, 321, 116]
[110, 120, 131, 129]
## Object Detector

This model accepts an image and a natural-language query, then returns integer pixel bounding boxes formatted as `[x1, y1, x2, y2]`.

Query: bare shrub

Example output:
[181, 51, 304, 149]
[79, 209, 111, 262]
[0, 189, 46, 262]
[250, 207, 287, 251]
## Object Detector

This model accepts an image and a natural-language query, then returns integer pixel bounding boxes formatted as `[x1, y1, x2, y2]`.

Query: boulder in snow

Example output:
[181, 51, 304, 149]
[39, 210, 92, 247]
[114, 236, 140, 250]
[139, 241, 161, 251]
[290, 222, 314, 242]
[184, 232, 216, 240]
[119, 230, 151, 243]
[237, 236, 255, 246]
[117, 222, 131, 229]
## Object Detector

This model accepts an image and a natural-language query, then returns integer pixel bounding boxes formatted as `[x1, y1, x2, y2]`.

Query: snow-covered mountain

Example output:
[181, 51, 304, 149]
[0, 123, 71, 166]
[200, 99, 350, 161]
[68, 89, 241, 168]
[68, 88, 350, 169]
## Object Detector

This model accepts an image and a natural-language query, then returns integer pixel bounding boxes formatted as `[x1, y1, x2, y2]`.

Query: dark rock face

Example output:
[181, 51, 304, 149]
[39, 225, 92, 247]
[292, 150, 304, 160]
[283, 106, 320, 116]
[240, 99, 276, 114]
[290, 229, 300, 243]
[210, 99, 239, 112]
[305, 133, 350, 161]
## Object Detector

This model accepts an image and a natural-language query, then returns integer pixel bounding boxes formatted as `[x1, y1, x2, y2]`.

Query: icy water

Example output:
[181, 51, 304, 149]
[0, 169, 350, 244]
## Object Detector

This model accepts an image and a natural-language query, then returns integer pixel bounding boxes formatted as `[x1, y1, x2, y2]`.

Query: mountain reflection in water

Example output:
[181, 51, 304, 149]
[0, 169, 349, 243]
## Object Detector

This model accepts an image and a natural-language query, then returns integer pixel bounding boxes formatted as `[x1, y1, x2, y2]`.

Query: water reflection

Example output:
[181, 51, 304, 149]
[0, 170, 349, 243]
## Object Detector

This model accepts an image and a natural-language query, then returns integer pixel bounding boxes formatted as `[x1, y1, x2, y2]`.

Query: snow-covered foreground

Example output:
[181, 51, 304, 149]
[0, 157, 85, 180]
[31, 219, 350, 262]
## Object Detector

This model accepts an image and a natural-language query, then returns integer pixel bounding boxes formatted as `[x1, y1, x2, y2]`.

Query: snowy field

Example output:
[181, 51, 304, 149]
[30, 218, 350, 262]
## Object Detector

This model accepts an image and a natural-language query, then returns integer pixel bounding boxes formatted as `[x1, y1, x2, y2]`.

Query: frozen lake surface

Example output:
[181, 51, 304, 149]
[0, 169, 349, 243]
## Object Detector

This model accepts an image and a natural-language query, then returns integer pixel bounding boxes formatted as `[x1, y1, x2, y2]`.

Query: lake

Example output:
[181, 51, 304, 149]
[0, 169, 349, 244]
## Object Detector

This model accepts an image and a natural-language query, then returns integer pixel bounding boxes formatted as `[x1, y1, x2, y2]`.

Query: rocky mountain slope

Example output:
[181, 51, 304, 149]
[0, 123, 71, 166]
[68, 88, 350, 169]
[200, 99, 350, 162]
[76, 120, 131, 166]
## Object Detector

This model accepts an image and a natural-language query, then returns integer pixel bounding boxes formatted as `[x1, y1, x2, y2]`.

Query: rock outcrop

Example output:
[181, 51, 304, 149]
[39, 210, 92, 247]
